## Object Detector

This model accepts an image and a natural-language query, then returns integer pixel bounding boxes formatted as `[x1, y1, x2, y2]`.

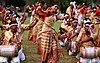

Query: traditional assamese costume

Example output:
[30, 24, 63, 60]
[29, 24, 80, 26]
[38, 15, 60, 63]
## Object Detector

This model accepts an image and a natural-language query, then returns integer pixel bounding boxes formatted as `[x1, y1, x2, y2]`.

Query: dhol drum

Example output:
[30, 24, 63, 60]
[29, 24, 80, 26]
[0, 45, 18, 57]
[80, 47, 98, 58]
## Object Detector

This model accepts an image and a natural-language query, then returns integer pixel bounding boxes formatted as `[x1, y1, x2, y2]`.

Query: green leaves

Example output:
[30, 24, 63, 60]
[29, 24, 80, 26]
[5, 0, 26, 7]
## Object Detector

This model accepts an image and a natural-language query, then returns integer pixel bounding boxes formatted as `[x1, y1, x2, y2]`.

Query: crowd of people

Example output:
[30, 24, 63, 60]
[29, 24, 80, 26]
[0, 1, 100, 63]
[60, 1, 100, 63]
[0, 2, 37, 63]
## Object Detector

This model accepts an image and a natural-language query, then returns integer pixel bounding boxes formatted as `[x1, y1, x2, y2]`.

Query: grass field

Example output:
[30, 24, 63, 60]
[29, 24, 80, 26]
[0, 20, 77, 63]
[21, 21, 77, 63]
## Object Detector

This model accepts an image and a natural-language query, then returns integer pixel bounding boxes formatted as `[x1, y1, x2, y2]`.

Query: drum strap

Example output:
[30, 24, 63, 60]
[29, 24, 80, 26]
[94, 47, 97, 58]
[92, 38, 97, 47]
[83, 47, 87, 58]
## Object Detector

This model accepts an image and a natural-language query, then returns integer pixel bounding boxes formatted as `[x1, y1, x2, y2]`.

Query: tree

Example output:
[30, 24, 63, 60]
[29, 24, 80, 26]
[60, 0, 69, 12]
[4, 0, 26, 7]
[17, 0, 26, 7]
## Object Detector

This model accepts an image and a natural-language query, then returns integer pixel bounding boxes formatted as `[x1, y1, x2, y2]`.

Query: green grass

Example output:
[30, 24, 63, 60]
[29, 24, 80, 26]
[21, 21, 77, 63]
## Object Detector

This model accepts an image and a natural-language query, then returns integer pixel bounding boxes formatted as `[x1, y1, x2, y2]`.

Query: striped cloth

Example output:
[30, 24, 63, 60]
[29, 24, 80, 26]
[40, 30, 59, 63]
[39, 16, 59, 63]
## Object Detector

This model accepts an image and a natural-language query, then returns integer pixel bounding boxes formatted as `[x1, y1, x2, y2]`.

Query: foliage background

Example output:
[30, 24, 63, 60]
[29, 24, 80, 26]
[1, 0, 100, 12]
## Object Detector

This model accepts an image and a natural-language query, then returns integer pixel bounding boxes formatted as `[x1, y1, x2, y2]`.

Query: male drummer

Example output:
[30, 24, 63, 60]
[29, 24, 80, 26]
[76, 18, 95, 47]
[67, 18, 80, 55]
[0, 24, 21, 63]
[0, 18, 38, 62]
[76, 18, 97, 63]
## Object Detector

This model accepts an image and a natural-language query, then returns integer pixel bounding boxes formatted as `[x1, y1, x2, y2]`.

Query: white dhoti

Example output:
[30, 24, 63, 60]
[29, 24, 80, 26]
[71, 41, 77, 53]
[69, 41, 77, 55]
[79, 57, 98, 63]
[18, 47, 25, 61]
[0, 56, 8, 63]
[60, 41, 66, 46]
[11, 56, 20, 63]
